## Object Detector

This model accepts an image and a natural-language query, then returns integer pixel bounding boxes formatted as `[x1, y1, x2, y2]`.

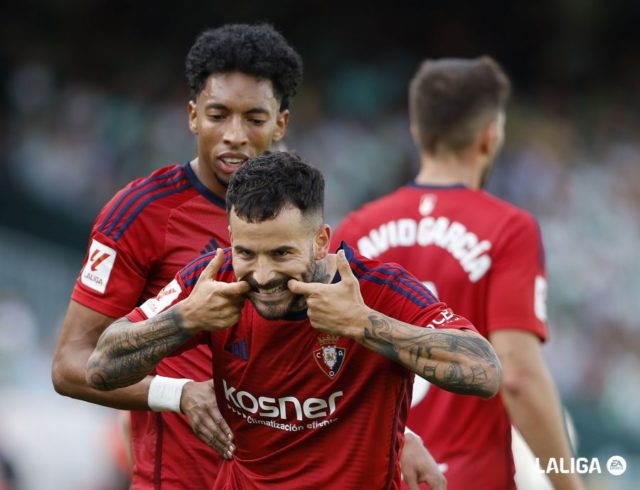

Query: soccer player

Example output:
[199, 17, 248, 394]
[85, 151, 503, 489]
[51, 24, 303, 489]
[333, 57, 583, 490]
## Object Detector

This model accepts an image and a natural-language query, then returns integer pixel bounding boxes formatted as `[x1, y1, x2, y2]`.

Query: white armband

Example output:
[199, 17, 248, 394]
[148, 376, 192, 413]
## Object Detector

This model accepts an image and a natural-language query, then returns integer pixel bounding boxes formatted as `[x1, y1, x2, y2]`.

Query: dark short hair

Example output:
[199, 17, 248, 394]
[185, 23, 303, 110]
[226, 151, 324, 223]
[409, 56, 511, 154]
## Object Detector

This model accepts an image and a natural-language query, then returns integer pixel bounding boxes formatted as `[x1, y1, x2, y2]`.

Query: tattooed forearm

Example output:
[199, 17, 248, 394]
[363, 314, 502, 398]
[86, 307, 192, 391]
[363, 315, 399, 361]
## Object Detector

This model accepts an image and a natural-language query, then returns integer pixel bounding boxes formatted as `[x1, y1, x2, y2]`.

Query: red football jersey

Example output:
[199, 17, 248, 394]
[71, 162, 228, 489]
[333, 184, 548, 490]
[128, 244, 476, 489]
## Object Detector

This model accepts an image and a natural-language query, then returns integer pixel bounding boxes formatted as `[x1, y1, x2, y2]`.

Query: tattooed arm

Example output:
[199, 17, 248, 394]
[362, 313, 501, 398]
[87, 251, 250, 391]
[87, 307, 192, 390]
[288, 250, 502, 398]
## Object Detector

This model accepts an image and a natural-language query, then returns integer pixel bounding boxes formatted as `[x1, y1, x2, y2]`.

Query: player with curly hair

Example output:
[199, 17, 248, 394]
[52, 24, 302, 489]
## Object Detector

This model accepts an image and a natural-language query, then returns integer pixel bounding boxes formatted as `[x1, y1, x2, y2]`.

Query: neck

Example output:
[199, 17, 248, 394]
[312, 254, 336, 285]
[414, 150, 486, 189]
[190, 158, 227, 199]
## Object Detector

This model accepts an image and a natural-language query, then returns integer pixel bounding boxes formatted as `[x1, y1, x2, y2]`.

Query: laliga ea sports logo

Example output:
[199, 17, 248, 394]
[607, 455, 627, 476]
[536, 455, 627, 476]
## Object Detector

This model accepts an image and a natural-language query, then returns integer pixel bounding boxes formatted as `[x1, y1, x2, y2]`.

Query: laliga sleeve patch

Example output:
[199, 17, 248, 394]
[140, 279, 181, 319]
[81, 239, 117, 294]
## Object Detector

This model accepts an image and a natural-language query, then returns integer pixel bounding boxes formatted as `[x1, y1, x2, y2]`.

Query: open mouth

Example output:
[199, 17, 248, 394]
[250, 283, 290, 301]
[218, 155, 248, 173]
[256, 283, 287, 294]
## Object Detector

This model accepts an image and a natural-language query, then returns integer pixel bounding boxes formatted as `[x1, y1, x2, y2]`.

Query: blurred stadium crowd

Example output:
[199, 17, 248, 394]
[1, 1, 639, 488]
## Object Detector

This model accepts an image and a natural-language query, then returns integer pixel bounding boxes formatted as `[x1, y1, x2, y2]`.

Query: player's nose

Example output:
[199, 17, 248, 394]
[252, 258, 276, 286]
[223, 115, 248, 148]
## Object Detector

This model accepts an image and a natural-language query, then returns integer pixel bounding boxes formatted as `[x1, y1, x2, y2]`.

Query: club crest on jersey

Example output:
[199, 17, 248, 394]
[419, 194, 437, 216]
[313, 334, 345, 379]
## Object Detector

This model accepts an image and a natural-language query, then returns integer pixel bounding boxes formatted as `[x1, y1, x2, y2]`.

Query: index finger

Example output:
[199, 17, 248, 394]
[220, 280, 251, 298]
[287, 279, 321, 296]
[201, 248, 227, 279]
[405, 478, 420, 490]
[206, 404, 234, 442]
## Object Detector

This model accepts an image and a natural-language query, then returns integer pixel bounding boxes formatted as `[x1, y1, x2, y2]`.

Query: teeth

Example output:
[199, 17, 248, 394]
[258, 285, 285, 294]
[221, 158, 244, 164]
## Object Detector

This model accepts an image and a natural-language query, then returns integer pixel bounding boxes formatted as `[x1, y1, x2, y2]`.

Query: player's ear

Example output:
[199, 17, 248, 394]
[479, 114, 505, 158]
[188, 100, 198, 135]
[479, 121, 495, 157]
[409, 122, 420, 147]
[273, 109, 289, 142]
[314, 224, 331, 260]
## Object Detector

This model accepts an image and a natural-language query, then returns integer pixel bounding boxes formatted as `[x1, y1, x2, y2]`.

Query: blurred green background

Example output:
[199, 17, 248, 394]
[1, 1, 639, 488]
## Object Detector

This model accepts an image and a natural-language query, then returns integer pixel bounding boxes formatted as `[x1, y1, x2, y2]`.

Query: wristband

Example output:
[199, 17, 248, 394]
[148, 376, 192, 413]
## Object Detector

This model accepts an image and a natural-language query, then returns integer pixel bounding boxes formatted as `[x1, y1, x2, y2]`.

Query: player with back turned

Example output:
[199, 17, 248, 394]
[85, 151, 503, 489]
[51, 24, 302, 489]
[333, 57, 583, 490]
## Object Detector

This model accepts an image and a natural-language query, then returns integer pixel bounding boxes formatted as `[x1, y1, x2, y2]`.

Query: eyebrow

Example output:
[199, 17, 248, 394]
[271, 246, 295, 254]
[233, 245, 295, 254]
[204, 103, 270, 115]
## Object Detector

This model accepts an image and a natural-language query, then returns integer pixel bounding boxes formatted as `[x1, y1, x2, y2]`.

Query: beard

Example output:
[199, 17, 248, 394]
[243, 247, 329, 320]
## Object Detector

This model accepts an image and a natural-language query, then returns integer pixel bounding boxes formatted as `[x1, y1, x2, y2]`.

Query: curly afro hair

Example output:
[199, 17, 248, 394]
[185, 23, 303, 110]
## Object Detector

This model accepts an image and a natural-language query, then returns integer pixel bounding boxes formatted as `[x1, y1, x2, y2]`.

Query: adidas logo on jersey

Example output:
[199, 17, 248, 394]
[200, 237, 221, 255]
[225, 338, 248, 360]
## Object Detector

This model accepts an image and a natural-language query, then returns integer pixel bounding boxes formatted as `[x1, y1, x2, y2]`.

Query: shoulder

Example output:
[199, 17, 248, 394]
[476, 190, 536, 220]
[95, 163, 196, 242]
[341, 242, 438, 308]
[334, 187, 414, 245]
[472, 192, 545, 266]
[178, 248, 234, 289]
[467, 190, 541, 234]
[344, 187, 415, 221]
